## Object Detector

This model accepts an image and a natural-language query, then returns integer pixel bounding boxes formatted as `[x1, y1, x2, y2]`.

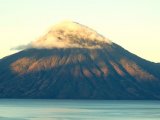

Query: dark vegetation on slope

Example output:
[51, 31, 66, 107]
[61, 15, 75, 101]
[0, 43, 160, 99]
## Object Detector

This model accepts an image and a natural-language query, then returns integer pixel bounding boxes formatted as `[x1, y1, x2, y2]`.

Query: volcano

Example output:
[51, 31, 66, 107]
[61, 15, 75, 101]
[0, 21, 160, 99]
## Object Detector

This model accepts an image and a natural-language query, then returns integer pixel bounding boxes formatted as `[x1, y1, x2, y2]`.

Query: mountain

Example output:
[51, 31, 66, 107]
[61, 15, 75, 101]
[0, 21, 160, 99]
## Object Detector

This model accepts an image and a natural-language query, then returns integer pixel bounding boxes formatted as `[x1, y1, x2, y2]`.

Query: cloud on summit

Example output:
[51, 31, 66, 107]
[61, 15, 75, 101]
[11, 43, 32, 51]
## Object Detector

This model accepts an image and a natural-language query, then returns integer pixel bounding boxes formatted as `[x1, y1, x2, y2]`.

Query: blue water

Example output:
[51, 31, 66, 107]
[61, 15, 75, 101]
[0, 100, 160, 120]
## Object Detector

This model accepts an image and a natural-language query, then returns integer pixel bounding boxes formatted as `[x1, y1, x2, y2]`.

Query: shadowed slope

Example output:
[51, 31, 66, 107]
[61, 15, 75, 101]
[0, 43, 160, 99]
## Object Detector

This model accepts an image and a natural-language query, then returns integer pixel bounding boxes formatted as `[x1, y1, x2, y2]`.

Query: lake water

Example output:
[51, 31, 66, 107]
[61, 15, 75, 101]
[0, 99, 160, 120]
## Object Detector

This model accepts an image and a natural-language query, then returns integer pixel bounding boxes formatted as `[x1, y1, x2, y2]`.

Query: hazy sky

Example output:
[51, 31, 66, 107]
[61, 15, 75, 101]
[0, 0, 160, 62]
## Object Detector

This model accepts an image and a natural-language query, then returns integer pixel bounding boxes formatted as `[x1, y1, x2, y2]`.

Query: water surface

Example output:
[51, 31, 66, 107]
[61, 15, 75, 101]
[0, 99, 160, 120]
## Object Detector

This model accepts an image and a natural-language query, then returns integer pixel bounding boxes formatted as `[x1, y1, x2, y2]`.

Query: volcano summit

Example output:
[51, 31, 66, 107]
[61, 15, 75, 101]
[0, 21, 160, 99]
[31, 20, 112, 49]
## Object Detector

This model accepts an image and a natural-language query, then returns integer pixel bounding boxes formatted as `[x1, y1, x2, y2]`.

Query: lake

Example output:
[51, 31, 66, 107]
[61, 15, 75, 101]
[0, 99, 160, 120]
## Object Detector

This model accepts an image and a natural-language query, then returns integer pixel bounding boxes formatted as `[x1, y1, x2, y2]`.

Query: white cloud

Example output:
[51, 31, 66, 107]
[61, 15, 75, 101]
[13, 20, 112, 50]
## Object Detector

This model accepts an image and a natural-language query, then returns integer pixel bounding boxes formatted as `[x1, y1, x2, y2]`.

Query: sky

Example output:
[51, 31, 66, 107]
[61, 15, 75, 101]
[0, 0, 160, 62]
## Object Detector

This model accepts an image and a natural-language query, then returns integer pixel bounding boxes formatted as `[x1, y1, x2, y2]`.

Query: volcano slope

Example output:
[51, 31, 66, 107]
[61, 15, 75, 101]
[0, 21, 160, 99]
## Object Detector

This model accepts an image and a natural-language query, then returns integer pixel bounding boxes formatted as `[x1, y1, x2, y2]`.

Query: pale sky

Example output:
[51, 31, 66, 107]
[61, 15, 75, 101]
[0, 0, 160, 62]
